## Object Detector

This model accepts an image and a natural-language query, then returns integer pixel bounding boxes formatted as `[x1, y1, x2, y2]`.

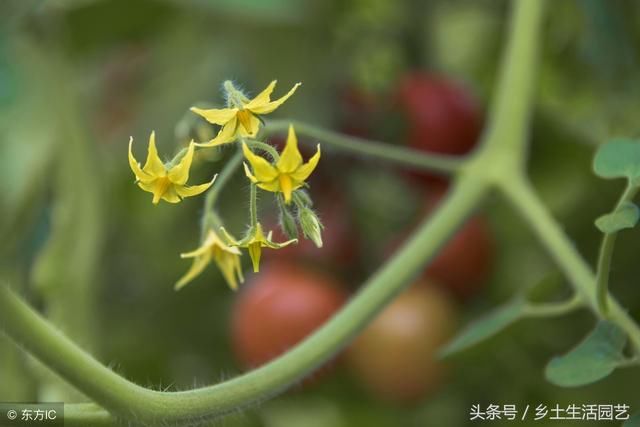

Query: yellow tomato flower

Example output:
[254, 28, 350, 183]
[128, 131, 215, 205]
[221, 223, 296, 273]
[190, 80, 301, 147]
[242, 125, 320, 203]
[176, 229, 244, 291]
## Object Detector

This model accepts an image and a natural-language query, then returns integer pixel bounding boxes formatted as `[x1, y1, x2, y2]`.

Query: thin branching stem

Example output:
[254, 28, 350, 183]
[595, 182, 640, 315]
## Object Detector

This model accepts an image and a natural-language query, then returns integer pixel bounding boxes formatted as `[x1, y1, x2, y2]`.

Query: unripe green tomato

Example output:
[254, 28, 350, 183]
[346, 283, 458, 403]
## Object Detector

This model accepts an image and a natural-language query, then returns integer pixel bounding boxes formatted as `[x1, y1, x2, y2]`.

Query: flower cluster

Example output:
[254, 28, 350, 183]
[127, 80, 323, 290]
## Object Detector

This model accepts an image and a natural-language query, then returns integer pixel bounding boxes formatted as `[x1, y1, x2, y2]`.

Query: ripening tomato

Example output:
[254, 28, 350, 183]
[423, 216, 494, 299]
[423, 189, 494, 299]
[346, 284, 458, 403]
[396, 72, 482, 156]
[231, 262, 348, 375]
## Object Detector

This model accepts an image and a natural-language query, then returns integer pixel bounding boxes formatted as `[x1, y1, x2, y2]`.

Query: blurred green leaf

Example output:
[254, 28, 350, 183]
[545, 320, 627, 387]
[161, 0, 307, 23]
[595, 201, 639, 233]
[624, 413, 640, 427]
[593, 139, 640, 185]
[439, 299, 527, 358]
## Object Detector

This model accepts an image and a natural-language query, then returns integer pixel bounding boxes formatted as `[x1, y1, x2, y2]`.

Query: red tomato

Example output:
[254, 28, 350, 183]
[396, 72, 482, 155]
[346, 284, 458, 403]
[231, 262, 348, 375]
[336, 84, 381, 138]
[384, 188, 495, 300]
[424, 216, 494, 299]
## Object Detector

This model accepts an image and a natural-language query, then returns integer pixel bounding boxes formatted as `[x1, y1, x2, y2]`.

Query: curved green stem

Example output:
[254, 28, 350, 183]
[595, 183, 640, 315]
[64, 403, 116, 427]
[201, 150, 243, 236]
[203, 150, 244, 212]
[500, 177, 640, 352]
[264, 120, 463, 174]
[0, 178, 489, 425]
[243, 138, 280, 161]
[524, 294, 585, 318]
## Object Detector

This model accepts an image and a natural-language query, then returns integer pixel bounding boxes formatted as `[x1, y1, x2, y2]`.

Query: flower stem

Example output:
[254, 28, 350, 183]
[249, 183, 258, 227]
[243, 138, 280, 161]
[595, 183, 639, 315]
[200, 150, 243, 236]
[264, 120, 463, 174]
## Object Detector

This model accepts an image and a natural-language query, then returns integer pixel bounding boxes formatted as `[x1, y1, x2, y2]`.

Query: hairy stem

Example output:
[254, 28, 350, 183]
[243, 138, 280, 161]
[249, 183, 258, 227]
[595, 183, 640, 315]
[0, 178, 489, 425]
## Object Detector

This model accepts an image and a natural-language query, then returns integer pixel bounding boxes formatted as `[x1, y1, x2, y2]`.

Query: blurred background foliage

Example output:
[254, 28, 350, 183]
[2, 0, 640, 426]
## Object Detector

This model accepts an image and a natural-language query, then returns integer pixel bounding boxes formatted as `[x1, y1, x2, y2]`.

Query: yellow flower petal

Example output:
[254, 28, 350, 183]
[243, 80, 277, 110]
[190, 106, 238, 125]
[242, 143, 278, 182]
[143, 131, 166, 177]
[246, 82, 301, 115]
[237, 111, 262, 137]
[168, 142, 195, 185]
[290, 144, 321, 182]
[279, 174, 294, 203]
[256, 180, 280, 192]
[175, 176, 216, 199]
[247, 242, 262, 272]
[276, 125, 303, 173]
[219, 226, 242, 246]
[243, 162, 259, 184]
[195, 118, 238, 148]
[175, 252, 212, 290]
[214, 250, 244, 291]
[128, 137, 154, 183]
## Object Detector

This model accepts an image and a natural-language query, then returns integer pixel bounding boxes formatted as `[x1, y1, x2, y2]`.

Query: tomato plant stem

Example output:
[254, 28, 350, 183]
[0, 177, 490, 425]
[595, 183, 639, 315]
[524, 294, 585, 318]
[501, 177, 640, 352]
[10, 1, 627, 426]
[265, 120, 464, 174]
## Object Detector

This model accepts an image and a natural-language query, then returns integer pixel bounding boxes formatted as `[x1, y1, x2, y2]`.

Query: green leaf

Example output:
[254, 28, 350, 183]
[624, 413, 640, 427]
[593, 139, 640, 185]
[439, 299, 527, 358]
[595, 201, 640, 233]
[545, 320, 627, 387]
